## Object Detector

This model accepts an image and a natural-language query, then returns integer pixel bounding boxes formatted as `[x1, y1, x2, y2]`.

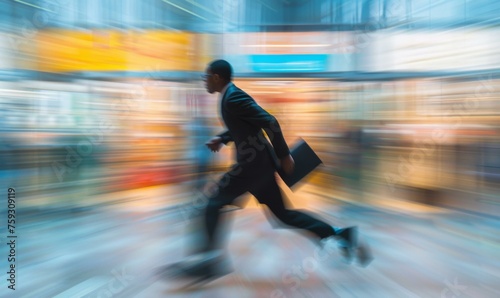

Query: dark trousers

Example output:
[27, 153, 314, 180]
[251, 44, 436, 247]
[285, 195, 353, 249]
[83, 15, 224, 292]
[203, 162, 336, 251]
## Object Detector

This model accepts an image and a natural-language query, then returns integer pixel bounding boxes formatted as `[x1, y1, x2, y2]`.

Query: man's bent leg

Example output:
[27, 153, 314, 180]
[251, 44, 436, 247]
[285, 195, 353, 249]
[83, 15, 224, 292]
[203, 172, 248, 252]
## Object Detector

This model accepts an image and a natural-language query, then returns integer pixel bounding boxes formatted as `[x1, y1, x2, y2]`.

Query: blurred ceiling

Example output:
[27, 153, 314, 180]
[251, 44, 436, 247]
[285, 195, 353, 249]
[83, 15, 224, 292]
[1, 0, 500, 32]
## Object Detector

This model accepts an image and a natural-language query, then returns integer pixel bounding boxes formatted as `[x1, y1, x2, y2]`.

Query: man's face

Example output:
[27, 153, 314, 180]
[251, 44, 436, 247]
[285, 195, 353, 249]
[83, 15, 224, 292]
[202, 68, 216, 94]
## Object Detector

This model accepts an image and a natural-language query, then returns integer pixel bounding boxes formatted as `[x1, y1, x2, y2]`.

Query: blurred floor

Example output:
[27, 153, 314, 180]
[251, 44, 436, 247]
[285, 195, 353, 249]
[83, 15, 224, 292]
[11, 184, 500, 298]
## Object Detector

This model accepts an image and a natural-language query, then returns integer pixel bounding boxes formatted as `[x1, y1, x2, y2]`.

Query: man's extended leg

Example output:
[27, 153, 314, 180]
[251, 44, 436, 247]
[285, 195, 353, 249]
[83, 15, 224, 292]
[250, 174, 338, 238]
[251, 175, 371, 266]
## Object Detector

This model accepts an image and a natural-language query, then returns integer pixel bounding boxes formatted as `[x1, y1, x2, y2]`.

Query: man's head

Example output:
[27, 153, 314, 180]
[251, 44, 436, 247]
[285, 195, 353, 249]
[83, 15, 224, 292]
[202, 59, 233, 94]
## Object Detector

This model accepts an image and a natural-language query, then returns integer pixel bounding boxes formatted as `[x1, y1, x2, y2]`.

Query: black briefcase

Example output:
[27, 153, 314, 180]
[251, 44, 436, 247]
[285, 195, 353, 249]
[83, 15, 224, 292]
[277, 138, 323, 189]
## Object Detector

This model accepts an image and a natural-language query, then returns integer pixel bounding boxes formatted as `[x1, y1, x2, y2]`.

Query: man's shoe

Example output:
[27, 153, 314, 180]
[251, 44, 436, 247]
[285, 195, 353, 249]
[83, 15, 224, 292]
[160, 250, 233, 283]
[337, 226, 358, 249]
[338, 246, 354, 263]
[335, 226, 359, 263]
[354, 242, 373, 267]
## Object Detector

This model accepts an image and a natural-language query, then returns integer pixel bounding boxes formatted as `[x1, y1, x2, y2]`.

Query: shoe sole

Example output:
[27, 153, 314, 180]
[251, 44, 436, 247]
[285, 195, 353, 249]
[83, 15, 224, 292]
[355, 243, 374, 267]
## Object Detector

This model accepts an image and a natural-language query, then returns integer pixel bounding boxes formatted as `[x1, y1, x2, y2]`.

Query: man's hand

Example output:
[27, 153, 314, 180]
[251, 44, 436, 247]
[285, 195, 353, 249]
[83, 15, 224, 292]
[205, 136, 223, 152]
[280, 154, 295, 175]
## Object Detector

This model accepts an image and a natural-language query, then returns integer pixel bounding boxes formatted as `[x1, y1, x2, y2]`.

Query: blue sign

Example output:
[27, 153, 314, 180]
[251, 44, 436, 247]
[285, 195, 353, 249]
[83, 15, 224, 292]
[249, 54, 329, 72]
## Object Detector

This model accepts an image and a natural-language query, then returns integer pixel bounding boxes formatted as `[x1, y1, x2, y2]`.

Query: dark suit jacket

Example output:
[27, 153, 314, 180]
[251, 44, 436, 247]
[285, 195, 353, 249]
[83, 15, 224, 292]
[216, 83, 290, 172]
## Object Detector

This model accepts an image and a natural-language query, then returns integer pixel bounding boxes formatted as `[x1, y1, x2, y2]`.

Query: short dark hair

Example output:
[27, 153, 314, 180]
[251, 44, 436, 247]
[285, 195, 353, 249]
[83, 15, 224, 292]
[208, 60, 233, 82]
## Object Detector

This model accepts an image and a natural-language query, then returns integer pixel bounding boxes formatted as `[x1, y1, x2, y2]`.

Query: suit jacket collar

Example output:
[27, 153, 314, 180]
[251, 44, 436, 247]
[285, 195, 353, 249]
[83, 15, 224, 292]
[220, 82, 234, 101]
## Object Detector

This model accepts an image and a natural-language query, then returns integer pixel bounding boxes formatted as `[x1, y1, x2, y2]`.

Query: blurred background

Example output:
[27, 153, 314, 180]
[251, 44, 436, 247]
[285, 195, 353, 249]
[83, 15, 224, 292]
[0, 0, 499, 297]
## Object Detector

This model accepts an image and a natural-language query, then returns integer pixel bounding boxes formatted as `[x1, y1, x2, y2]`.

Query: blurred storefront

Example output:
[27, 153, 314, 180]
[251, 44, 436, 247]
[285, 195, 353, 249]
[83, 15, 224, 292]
[1, 0, 499, 217]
